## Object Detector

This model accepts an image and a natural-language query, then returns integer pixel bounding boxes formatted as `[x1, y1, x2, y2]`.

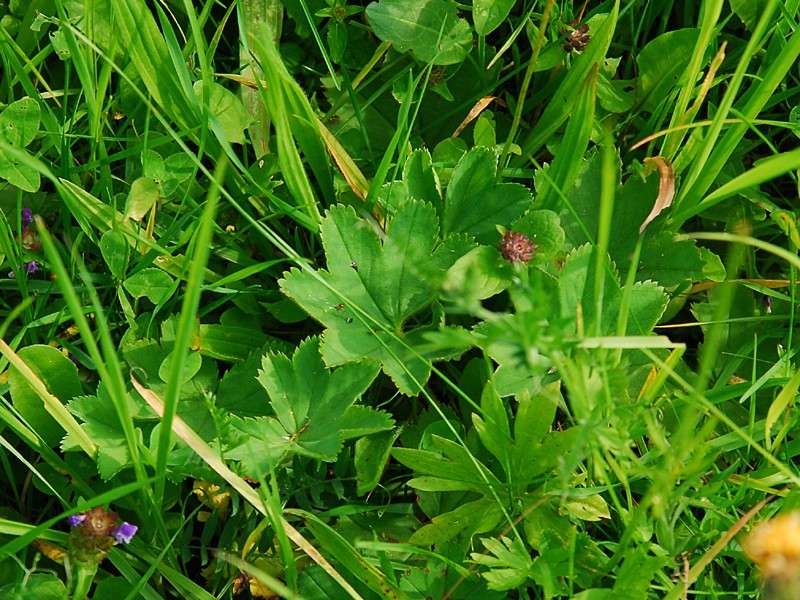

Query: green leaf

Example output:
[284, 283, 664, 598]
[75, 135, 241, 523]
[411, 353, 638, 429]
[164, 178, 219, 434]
[92, 578, 137, 600]
[597, 71, 635, 113]
[0, 98, 40, 147]
[472, 382, 511, 467]
[514, 382, 561, 452]
[0, 154, 40, 192]
[338, 405, 395, 438]
[471, 535, 533, 591]
[123, 177, 160, 221]
[67, 384, 131, 480]
[215, 351, 272, 416]
[228, 338, 390, 470]
[511, 209, 565, 264]
[123, 268, 175, 304]
[0, 99, 41, 191]
[559, 244, 667, 336]
[442, 246, 512, 304]
[473, 111, 497, 148]
[281, 202, 470, 394]
[571, 591, 614, 600]
[636, 232, 716, 287]
[636, 29, 700, 113]
[408, 497, 504, 546]
[365, 0, 473, 65]
[444, 147, 533, 245]
[99, 230, 130, 280]
[9, 345, 84, 447]
[563, 493, 611, 522]
[158, 350, 202, 384]
[291, 509, 410, 599]
[0, 573, 66, 600]
[161, 153, 195, 196]
[402, 552, 503, 599]
[196, 324, 268, 362]
[730, 0, 770, 30]
[612, 546, 669, 599]
[765, 369, 800, 448]
[193, 80, 253, 145]
[251, 29, 326, 230]
[393, 434, 500, 493]
[404, 147, 441, 206]
[327, 20, 348, 63]
[535, 66, 597, 210]
[473, 0, 515, 36]
[355, 428, 402, 495]
[111, 0, 198, 129]
[563, 154, 723, 287]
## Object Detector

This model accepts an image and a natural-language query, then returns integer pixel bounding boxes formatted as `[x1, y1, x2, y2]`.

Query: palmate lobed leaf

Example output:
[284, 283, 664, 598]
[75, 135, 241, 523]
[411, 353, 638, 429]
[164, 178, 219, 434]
[280, 201, 472, 394]
[471, 535, 534, 591]
[443, 147, 533, 245]
[559, 243, 668, 336]
[227, 338, 393, 473]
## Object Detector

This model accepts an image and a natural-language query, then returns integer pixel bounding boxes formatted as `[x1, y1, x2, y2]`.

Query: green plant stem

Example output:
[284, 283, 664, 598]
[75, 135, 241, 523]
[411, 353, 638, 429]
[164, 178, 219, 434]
[498, 0, 555, 177]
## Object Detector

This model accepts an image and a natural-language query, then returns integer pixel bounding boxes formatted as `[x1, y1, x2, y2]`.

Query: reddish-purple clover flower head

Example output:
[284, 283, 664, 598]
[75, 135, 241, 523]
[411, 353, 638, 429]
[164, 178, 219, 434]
[112, 522, 138, 544]
[498, 231, 537, 263]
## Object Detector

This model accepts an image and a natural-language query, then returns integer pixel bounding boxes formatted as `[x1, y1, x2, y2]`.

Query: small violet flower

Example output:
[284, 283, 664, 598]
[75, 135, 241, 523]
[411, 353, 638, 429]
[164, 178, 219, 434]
[66, 514, 86, 527]
[7, 261, 39, 279]
[21, 207, 33, 225]
[113, 522, 138, 544]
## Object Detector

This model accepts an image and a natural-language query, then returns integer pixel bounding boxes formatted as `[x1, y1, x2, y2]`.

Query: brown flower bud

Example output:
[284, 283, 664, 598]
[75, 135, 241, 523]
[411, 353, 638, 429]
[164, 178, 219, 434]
[498, 231, 537, 263]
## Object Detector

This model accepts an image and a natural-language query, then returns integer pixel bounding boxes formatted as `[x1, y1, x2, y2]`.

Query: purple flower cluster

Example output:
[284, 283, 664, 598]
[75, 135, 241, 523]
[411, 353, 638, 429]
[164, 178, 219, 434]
[8, 261, 38, 278]
[8, 207, 41, 278]
[66, 507, 138, 545]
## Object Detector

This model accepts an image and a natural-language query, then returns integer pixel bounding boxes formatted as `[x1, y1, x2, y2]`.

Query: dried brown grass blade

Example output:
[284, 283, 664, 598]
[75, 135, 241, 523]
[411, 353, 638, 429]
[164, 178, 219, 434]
[452, 96, 498, 138]
[640, 156, 675, 233]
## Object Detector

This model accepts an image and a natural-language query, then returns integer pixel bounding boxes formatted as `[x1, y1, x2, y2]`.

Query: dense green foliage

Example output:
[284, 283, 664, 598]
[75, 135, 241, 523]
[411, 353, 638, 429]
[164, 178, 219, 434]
[1, 0, 800, 598]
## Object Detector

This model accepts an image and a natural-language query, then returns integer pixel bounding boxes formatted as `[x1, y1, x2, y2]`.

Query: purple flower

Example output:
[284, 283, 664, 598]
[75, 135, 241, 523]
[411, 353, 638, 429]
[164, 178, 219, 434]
[21, 207, 33, 225]
[66, 513, 86, 527]
[765, 295, 772, 314]
[112, 522, 138, 544]
[7, 261, 39, 278]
